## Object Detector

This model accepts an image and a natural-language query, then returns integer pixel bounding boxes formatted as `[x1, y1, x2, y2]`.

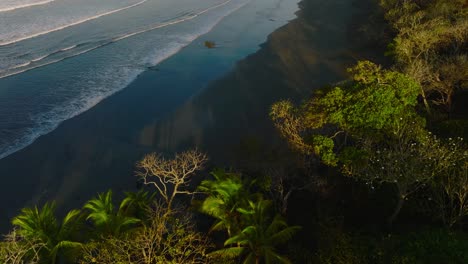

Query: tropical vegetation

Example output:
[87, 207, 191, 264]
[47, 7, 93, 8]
[0, 0, 467, 263]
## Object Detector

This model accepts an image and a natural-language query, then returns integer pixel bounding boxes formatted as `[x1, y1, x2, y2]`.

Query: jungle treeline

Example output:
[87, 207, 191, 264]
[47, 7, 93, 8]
[1, 0, 467, 263]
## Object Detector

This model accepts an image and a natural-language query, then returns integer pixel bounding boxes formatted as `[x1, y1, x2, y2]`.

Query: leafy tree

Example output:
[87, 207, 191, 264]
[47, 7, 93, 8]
[83, 190, 140, 237]
[11, 202, 82, 263]
[380, 0, 468, 114]
[271, 61, 423, 161]
[429, 137, 468, 227]
[271, 61, 445, 223]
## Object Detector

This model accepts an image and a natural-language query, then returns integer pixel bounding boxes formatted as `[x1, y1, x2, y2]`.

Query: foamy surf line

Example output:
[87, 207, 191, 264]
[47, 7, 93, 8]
[0, 0, 149, 46]
[0, 0, 235, 79]
[0, 0, 55, 13]
[0, 46, 102, 79]
[114, 0, 234, 41]
[0, 0, 250, 160]
[61, 45, 78, 51]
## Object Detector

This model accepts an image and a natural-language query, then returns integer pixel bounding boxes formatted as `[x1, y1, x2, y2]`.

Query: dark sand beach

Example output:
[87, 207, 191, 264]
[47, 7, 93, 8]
[0, 0, 385, 232]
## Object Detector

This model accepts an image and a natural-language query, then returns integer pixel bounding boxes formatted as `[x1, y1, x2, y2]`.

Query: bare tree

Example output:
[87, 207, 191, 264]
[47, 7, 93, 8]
[136, 150, 208, 210]
[0, 229, 45, 264]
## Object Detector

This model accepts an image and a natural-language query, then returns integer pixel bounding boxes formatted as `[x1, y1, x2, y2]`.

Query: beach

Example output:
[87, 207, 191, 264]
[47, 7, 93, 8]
[0, 0, 385, 232]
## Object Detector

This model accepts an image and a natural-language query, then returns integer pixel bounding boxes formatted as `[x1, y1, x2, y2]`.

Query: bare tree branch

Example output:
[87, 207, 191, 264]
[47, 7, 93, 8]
[136, 150, 208, 210]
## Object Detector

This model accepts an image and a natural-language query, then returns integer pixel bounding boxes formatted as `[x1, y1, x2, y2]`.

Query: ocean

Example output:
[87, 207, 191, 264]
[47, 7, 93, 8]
[0, 0, 250, 160]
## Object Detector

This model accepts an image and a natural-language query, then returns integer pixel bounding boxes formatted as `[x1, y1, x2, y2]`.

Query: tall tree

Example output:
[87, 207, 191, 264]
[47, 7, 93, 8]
[380, 0, 468, 114]
[271, 61, 444, 223]
[430, 137, 468, 227]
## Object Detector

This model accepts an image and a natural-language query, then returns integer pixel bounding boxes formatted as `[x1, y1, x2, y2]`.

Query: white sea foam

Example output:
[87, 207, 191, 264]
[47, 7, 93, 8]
[0, 0, 54, 13]
[0, 46, 99, 79]
[113, 0, 233, 41]
[9, 61, 32, 69]
[0, 0, 235, 79]
[60, 45, 78, 52]
[31, 54, 49, 62]
[0, 0, 149, 46]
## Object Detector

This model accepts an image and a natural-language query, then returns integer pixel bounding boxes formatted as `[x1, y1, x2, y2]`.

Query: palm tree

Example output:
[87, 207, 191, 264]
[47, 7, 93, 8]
[83, 190, 141, 237]
[120, 189, 155, 220]
[211, 199, 301, 264]
[197, 169, 247, 236]
[12, 202, 83, 263]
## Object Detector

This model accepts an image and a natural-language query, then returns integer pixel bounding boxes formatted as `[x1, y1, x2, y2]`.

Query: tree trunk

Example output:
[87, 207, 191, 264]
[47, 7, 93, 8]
[281, 190, 293, 215]
[388, 195, 405, 225]
[420, 87, 431, 115]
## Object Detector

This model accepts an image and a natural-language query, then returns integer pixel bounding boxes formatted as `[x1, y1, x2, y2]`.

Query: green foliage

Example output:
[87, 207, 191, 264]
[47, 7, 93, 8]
[314, 232, 373, 264]
[312, 135, 338, 166]
[198, 170, 300, 263]
[83, 190, 141, 237]
[314, 61, 422, 140]
[314, 227, 468, 264]
[11, 202, 83, 263]
[272, 60, 425, 166]
[271, 61, 467, 223]
[210, 198, 300, 264]
[120, 189, 155, 221]
[79, 205, 215, 264]
[196, 169, 247, 236]
[394, 229, 468, 264]
[428, 137, 468, 227]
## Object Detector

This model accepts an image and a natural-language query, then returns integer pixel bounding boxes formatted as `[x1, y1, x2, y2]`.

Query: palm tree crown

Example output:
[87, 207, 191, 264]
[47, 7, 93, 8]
[12, 202, 82, 263]
[197, 170, 247, 236]
[212, 199, 301, 264]
[83, 190, 141, 237]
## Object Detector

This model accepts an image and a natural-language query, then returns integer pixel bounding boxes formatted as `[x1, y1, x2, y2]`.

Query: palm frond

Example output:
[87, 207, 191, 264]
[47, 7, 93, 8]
[208, 247, 245, 258]
[50, 240, 83, 264]
[243, 252, 256, 264]
[270, 225, 301, 246]
[12, 202, 58, 240]
[83, 190, 114, 225]
[119, 190, 155, 212]
[209, 219, 228, 233]
[225, 233, 249, 246]
[266, 215, 287, 235]
[264, 248, 292, 264]
[62, 209, 81, 227]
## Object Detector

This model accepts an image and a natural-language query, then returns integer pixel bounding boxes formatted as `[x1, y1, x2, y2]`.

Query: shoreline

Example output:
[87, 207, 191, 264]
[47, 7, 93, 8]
[0, 0, 302, 232]
[0, 0, 249, 160]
